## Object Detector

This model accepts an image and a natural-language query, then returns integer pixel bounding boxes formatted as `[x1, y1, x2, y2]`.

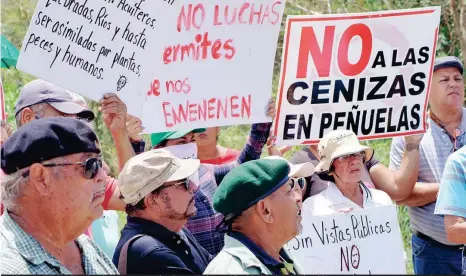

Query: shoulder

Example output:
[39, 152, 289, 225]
[303, 190, 332, 215]
[368, 188, 393, 205]
[0, 237, 31, 274]
[204, 250, 257, 275]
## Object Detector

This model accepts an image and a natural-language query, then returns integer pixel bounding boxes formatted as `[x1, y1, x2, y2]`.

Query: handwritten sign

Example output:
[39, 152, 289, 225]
[141, 0, 285, 132]
[164, 142, 197, 159]
[274, 7, 441, 145]
[16, 0, 177, 117]
[286, 205, 406, 274]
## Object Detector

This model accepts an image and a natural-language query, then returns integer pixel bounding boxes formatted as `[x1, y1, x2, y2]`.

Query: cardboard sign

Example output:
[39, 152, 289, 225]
[286, 205, 406, 274]
[274, 7, 441, 145]
[16, 0, 178, 117]
[141, 0, 285, 132]
[163, 142, 197, 159]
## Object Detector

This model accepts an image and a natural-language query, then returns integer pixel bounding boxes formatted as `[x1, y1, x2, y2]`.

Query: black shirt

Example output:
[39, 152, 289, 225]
[289, 147, 380, 201]
[112, 216, 212, 275]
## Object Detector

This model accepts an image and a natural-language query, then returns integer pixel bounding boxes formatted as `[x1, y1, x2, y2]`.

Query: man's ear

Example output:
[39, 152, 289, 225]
[20, 107, 36, 125]
[28, 164, 51, 196]
[255, 199, 274, 224]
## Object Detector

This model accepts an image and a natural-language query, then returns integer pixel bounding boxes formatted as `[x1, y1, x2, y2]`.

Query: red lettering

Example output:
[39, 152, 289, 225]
[208, 98, 216, 119]
[182, 78, 191, 94]
[200, 32, 213, 59]
[337, 23, 372, 76]
[297, 26, 335, 78]
[148, 79, 160, 96]
[224, 5, 237, 25]
[163, 47, 172, 64]
[175, 80, 182, 92]
[241, 94, 251, 118]
[213, 5, 222, 26]
[162, 102, 174, 127]
[192, 4, 205, 29]
[260, 5, 270, 25]
[224, 39, 235, 59]
[174, 104, 188, 125]
[212, 39, 222, 59]
[176, 4, 205, 32]
[173, 44, 181, 62]
[249, 3, 263, 25]
[270, 1, 282, 25]
[189, 103, 197, 121]
[238, 3, 250, 24]
[230, 96, 240, 117]
[217, 97, 228, 119]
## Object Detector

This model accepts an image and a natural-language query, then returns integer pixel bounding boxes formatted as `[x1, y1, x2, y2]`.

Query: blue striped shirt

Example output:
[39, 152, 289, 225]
[389, 108, 466, 245]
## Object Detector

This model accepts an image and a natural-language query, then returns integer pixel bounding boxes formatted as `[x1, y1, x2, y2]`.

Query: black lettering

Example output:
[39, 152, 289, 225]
[287, 82, 308, 105]
[403, 48, 416, 65]
[397, 106, 409, 131]
[375, 108, 387, 134]
[410, 104, 421, 129]
[311, 80, 331, 104]
[372, 51, 386, 68]
[333, 79, 354, 103]
[387, 75, 407, 98]
[418, 46, 429, 64]
[391, 49, 403, 66]
[361, 109, 375, 135]
[367, 77, 387, 100]
[409, 72, 426, 95]
[334, 112, 346, 129]
[283, 114, 297, 140]
[386, 108, 397, 133]
[297, 114, 312, 139]
[319, 113, 332, 138]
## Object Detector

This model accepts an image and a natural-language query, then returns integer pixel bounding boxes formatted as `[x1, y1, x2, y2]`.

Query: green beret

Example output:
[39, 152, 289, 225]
[213, 159, 290, 221]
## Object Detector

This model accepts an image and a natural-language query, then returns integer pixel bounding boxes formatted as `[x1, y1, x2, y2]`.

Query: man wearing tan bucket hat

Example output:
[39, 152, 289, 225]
[304, 130, 392, 215]
[112, 149, 212, 274]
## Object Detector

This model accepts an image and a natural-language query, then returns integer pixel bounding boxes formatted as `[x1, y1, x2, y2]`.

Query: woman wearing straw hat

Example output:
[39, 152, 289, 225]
[304, 130, 392, 215]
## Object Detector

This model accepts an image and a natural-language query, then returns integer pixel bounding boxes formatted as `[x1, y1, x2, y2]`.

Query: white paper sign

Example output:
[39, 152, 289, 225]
[286, 205, 406, 274]
[164, 142, 197, 159]
[16, 0, 178, 117]
[141, 0, 285, 132]
[273, 7, 441, 145]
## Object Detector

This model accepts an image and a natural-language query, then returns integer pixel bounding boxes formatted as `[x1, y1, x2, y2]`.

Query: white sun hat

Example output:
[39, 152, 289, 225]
[265, 156, 315, 178]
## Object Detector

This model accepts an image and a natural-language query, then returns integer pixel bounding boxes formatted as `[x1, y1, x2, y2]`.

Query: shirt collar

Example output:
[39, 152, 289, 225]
[228, 231, 292, 273]
[126, 216, 184, 242]
[326, 182, 371, 209]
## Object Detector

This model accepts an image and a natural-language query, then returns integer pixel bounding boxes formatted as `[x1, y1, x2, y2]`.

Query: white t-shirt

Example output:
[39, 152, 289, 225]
[303, 182, 393, 216]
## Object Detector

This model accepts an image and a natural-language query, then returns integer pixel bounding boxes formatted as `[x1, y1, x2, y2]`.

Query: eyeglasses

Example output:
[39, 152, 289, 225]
[22, 158, 103, 179]
[335, 151, 365, 163]
[161, 178, 190, 191]
[290, 177, 306, 190]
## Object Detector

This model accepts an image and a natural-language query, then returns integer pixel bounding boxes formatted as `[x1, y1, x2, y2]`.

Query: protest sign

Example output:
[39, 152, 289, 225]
[164, 142, 197, 159]
[273, 7, 441, 145]
[16, 0, 177, 117]
[141, 0, 285, 132]
[286, 205, 406, 274]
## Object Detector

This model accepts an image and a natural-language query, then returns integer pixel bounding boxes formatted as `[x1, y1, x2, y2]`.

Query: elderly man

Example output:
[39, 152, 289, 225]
[204, 159, 304, 274]
[113, 149, 212, 274]
[0, 117, 118, 274]
[149, 100, 275, 255]
[434, 146, 466, 275]
[390, 56, 466, 274]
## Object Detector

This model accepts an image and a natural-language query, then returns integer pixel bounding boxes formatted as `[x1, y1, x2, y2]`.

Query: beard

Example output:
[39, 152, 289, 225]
[161, 193, 197, 220]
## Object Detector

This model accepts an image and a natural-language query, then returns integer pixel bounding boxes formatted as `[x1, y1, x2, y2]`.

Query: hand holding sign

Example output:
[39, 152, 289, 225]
[100, 93, 127, 135]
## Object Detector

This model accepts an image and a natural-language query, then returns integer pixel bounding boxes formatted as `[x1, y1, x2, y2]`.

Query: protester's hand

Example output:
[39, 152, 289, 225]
[126, 114, 144, 142]
[265, 98, 276, 120]
[404, 114, 429, 145]
[99, 93, 127, 135]
[1, 114, 15, 146]
[266, 136, 291, 157]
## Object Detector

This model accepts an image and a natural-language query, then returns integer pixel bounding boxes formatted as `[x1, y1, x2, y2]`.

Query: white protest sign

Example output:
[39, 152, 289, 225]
[273, 7, 441, 145]
[164, 142, 197, 159]
[16, 0, 178, 117]
[286, 205, 406, 274]
[141, 0, 285, 132]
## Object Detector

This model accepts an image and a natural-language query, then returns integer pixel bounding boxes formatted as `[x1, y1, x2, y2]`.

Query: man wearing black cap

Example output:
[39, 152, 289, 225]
[204, 159, 304, 275]
[0, 117, 118, 274]
[390, 56, 465, 275]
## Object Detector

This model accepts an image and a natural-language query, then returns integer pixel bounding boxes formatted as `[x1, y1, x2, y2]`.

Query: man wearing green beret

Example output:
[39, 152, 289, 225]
[204, 159, 304, 275]
[148, 100, 276, 256]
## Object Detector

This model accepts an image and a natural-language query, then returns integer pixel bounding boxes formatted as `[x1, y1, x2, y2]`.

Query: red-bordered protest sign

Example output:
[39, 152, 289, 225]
[273, 7, 441, 145]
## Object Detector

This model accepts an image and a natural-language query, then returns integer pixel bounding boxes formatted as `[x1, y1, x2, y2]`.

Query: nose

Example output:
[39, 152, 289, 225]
[94, 165, 108, 185]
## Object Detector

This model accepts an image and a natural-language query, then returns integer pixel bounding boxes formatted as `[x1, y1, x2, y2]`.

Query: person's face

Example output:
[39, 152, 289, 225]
[269, 179, 303, 238]
[332, 151, 364, 183]
[21, 104, 78, 125]
[47, 152, 107, 229]
[164, 132, 195, 147]
[154, 178, 198, 220]
[430, 67, 464, 111]
[194, 127, 218, 147]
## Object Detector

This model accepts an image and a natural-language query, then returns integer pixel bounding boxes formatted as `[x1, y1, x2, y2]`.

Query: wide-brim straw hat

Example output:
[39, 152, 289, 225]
[315, 130, 374, 173]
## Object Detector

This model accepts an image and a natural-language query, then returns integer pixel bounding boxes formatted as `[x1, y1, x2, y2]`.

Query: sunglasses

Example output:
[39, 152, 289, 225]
[335, 151, 365, 163]
[290, 177, 306, 190]
[22, 158, 103, 179]
[161, 178, 190, 191]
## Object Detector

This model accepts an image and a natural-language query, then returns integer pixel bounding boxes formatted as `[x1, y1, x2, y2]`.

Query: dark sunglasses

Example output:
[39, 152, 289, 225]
[161, 178, 190, 191]
[22, 158, 103, 179]
[290, 177, 306, 190]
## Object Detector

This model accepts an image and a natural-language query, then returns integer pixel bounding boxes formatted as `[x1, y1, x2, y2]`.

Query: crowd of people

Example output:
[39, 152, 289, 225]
[0, 54, 465, 275]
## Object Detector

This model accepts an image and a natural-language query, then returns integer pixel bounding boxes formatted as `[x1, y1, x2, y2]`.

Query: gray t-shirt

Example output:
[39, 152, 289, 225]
[389, 107, 466, 245]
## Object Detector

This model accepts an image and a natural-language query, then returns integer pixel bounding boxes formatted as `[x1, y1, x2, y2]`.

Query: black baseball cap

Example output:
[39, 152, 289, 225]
[434, 56, 464, 75]
[1, 117, 101, 175]
[14, 79, 95, 121]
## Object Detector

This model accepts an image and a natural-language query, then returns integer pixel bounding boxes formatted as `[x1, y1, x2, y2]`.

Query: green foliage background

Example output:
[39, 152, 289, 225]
[2, 0, 465, 274]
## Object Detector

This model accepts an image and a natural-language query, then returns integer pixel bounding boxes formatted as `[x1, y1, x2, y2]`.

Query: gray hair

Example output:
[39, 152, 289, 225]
[15, 102, 49, 127]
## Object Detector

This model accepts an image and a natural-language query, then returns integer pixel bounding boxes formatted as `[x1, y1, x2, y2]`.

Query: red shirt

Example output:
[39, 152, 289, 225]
[200, 148, 240, 165]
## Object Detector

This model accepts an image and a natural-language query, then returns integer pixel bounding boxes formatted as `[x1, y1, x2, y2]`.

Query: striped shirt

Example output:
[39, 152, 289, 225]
[389, 107, 466, 245]
[0, 211, 118, 274]
[186, 122, 271, 255]
[435, 146, 466, 220]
